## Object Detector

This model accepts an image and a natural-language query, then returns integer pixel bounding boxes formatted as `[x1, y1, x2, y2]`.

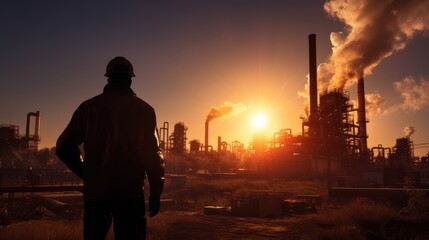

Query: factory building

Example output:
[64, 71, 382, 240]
[160, 34, 428, 182]
[0, 111, 41, 168]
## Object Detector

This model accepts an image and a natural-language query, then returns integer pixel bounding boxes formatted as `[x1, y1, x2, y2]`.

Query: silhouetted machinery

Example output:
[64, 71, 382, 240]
[241, 34, 369, 177]
[254, 34, 428, 182]
[0, 111, 41, 168]
[159, 34, 429, 182]
[169, 122, 188, 155]
[370, 137, 418, 169]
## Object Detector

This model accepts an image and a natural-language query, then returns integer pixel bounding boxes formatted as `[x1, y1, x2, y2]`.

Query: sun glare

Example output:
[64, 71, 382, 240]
[252, 113, 267, 130]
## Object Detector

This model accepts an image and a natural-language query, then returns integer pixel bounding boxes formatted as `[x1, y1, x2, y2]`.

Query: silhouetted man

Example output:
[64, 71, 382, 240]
[56, 57, 165, 240]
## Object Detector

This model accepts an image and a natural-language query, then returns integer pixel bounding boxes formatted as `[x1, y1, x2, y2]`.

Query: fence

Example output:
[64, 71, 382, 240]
[0, 168, 82, 186]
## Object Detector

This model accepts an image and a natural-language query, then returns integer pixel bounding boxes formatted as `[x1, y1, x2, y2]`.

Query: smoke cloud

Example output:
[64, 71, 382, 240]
[320, 0, 429, 90]
[365, 92, 385, 116]
[383, 76, 429, 115]
[297, 78, 310, 119]
[403, 126, 415, 138]
[206, 102, 248, 123]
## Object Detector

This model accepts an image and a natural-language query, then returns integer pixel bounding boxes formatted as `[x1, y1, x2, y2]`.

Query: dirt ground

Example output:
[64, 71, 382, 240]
[0, 208, 323, 239]
[2, 177, 428, 239]
[148, 211, 321, 240]
[1, 189, 327, 239]
[3, 200, 429, 239]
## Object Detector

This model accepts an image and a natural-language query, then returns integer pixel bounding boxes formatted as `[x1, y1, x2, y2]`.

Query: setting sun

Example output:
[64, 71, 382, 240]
[252, 113, 267, 130]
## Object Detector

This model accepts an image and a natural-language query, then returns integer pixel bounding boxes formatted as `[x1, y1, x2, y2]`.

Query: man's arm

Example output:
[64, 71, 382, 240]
[144, 119, 165, 218]
[56, 110, 84, 178]
[145, 128, 165, 197]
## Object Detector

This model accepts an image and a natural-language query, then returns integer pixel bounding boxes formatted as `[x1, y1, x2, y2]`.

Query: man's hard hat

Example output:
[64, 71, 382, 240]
[104, 57, 136, 77]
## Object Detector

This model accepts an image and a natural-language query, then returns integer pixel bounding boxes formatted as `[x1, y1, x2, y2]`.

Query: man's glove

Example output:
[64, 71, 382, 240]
[149, 195, 161, 217]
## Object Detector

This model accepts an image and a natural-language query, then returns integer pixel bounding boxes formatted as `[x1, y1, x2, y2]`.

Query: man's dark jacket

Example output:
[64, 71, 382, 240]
[56, 83, 164, 200]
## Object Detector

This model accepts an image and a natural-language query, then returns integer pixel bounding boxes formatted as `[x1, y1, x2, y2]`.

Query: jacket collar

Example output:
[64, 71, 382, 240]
[103, 83, 136, 96]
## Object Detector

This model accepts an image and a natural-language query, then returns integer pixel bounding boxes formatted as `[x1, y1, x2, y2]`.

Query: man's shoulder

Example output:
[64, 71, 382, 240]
[78, 93, 104, 107]
[133, 96, 155, 112]
[76, 92, 155, 114]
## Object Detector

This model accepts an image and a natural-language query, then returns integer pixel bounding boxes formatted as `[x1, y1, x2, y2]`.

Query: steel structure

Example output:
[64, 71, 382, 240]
[169, 122, 188, 155]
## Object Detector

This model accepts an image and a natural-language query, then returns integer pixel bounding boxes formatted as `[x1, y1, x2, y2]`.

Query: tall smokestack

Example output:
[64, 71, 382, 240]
[217, 136, 221, 152]
[308, 34, 318, 123]
[357, 78, 368, 155]
[204, 102, 247, 152]
[205, 122, 209, 152]
[26, 113, 32, 139]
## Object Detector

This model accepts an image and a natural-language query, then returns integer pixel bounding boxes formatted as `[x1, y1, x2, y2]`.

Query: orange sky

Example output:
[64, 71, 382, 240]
[1, 1, 429, 156]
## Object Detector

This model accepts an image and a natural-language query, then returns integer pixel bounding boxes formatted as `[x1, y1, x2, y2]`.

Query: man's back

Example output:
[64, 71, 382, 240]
[73, 85, 158, 200]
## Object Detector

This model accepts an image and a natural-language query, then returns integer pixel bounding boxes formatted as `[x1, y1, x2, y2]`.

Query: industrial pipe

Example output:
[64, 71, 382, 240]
[159, 121, 169, 156]
[26, 111, 40, 138]
[25, 111, 40, 150]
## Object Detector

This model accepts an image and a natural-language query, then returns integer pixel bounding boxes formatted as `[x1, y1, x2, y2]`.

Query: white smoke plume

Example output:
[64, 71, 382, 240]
[320, 0, 429, 90]
[206, 102, 248, 123]
[297, 77, 310, 119]
[365, 92, 385, 116]
[383, 76, 429, 115]
[403, 126, 415, 138]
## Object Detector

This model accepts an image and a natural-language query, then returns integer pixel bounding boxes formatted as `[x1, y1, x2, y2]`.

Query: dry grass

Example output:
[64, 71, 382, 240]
[312, 199, 397, 239]
[270, 179, 327, 195]
[6, 178, 412, 239]
[315, 199, 396, 226]
[315, 224, 363, 240]
[1, 177, 327, 239]
[0, 220, 86, 240]
[0, 218, 170, 240]
[167, 177, 326, 210]
[184, 177, 326, 195]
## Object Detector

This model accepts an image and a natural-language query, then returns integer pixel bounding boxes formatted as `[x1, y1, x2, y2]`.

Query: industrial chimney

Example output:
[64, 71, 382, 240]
[205, 122, 209, 152]
[357, 78, 368, 156]
[217, 136, 222, 152]
[308, 34, 318, 123]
